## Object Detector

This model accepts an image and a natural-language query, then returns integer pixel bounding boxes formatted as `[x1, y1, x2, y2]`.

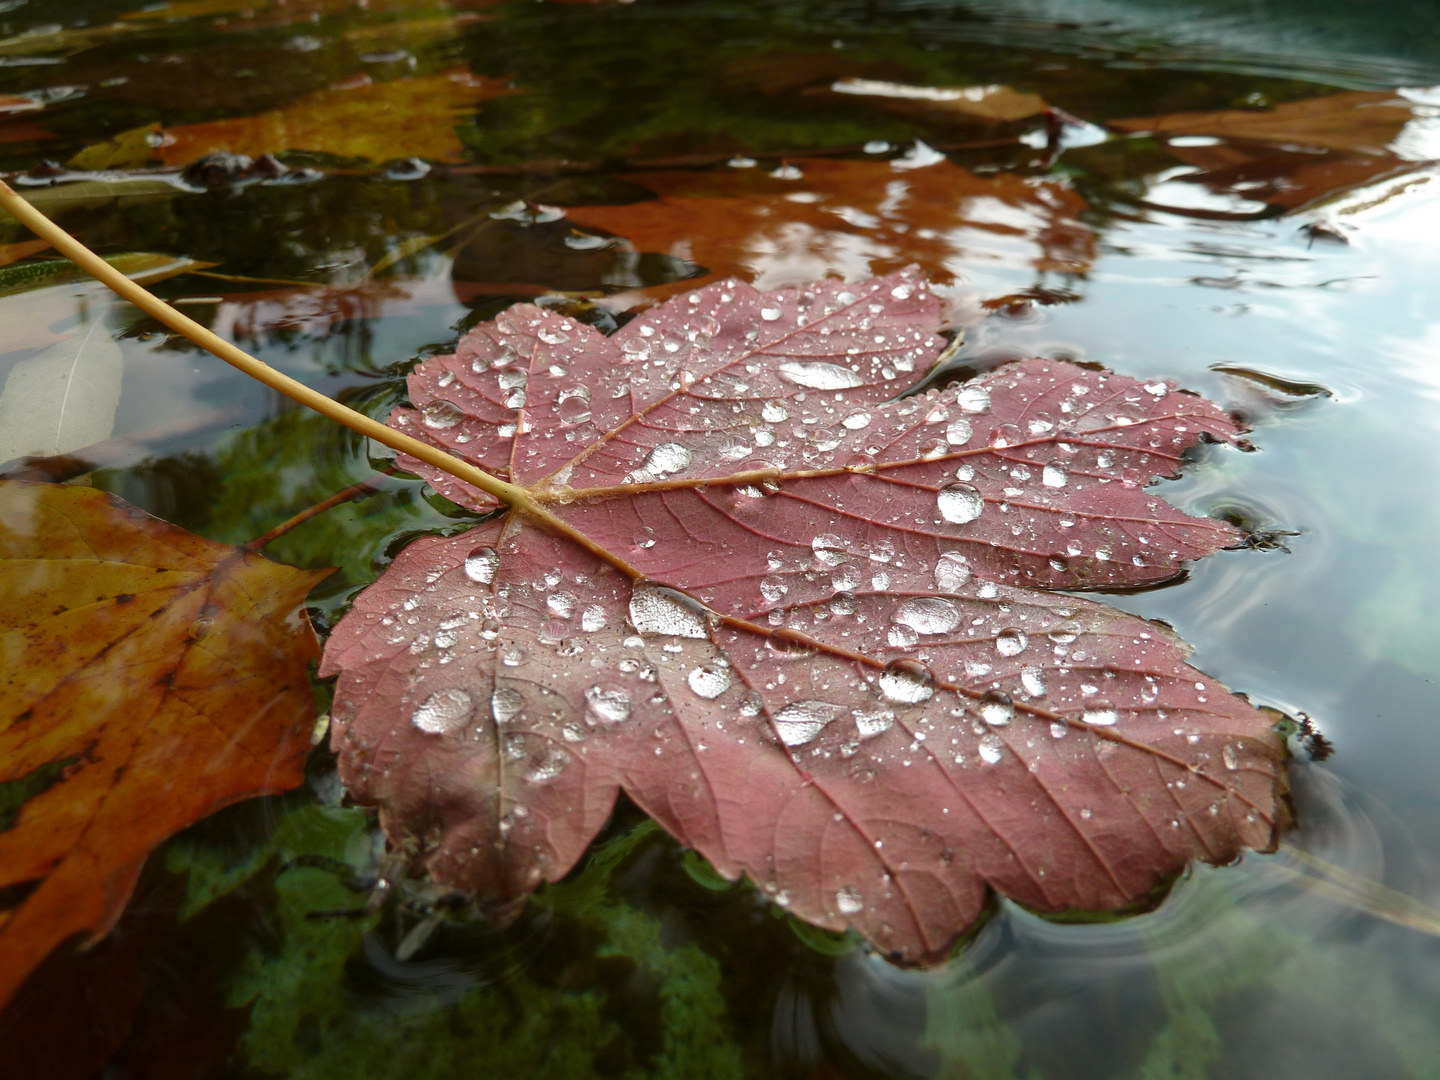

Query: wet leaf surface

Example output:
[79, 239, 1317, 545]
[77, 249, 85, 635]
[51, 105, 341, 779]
[321, 270, 1287, 963]
[0, 481, 329, 1008]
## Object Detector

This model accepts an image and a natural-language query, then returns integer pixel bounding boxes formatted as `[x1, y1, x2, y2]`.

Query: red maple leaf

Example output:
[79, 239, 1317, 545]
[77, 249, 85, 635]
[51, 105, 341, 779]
[320, 269, 1287, 963]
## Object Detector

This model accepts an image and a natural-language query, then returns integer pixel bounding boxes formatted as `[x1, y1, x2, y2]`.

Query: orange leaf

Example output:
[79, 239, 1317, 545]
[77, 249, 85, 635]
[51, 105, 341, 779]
[148, 67, 516, 165]
[563, 156, 1095, 295]
[0, 239, 51, 269]
[0, 481, 331, 1009]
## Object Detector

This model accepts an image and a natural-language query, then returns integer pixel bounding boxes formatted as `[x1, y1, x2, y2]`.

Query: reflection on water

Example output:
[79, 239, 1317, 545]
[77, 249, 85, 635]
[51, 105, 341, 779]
[3, 0, 1440, 1077]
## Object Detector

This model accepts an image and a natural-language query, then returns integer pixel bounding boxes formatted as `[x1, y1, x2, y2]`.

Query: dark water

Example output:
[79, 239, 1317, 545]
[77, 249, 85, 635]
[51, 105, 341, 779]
[2, 1, 1440, 1077]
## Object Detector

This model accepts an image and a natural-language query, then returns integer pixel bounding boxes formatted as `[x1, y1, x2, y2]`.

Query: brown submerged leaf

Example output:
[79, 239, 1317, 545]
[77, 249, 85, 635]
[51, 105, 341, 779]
[321, 269, 1288, 963]
[73, 68, 516, 169]
[0, 482, 329, 1009]
[562, 156, 1096, 296]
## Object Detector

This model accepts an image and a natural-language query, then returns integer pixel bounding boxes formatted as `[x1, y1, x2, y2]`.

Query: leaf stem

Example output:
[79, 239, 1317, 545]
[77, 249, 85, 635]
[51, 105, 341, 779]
[0, 179, 643, 574]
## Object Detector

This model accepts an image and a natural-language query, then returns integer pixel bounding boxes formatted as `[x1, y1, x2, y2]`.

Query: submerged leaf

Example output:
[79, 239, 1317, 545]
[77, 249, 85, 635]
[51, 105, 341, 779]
[0, 482, 330, 1008]
[322, 270, 1288, 963]
[73, 68, 518, 168]
[0, 318, 123, 464]
[563, 156, 1095, 294]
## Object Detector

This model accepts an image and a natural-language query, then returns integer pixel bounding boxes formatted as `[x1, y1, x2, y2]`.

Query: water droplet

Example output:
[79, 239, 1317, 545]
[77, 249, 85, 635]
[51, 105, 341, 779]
[1021, 667, 1047, 697]
[421, 400, 464, 429]
[878, 659, 935, 704]
[629, 583, 710, 638]
[622, 338, 650, 362]
[946, 419, 973, 446]
[843, 408, 872, 430]
[811, 534, 848, 566]
[980, 690, 1014, 727]
[1050, 722, 1068, 739]
[762, 400, 790, 422]
[585, 685, 633, 723]
[542, 591, 576, 619]
[1042, 463, 1069, 488]
[937, 483, 984, 524]
[854, 708, 895, 739]
[996, 628, 1028, 657]
[688, 665, 732, 699]
[978, 734, 1004, 764]
[894, 596, 961, 635]
[778, 362, 866, 390]
[1047, 620, 1082, 644]
[527, 748, 569, 783]
[411, 688, 473, 734]
[641, 442, 691, 476]
[956, 386, 991, 414]
[581, 605, 607, 632]
[934, 551, 971, 591]
[538, 327, 571, 345]
[991, 423, 1022, 448]
[836, 886, 864, 915]
[760, 576, 789, 604]
[1083, 703, 1118, 726]
[464, 547, 499, 584]
[1222, 745, 1239, 770]
[888, 624, 919, 647]
[761, 306, 782, 321]
[830, 591, 858, 615]
[491, 687, 523, 724]
[557, 385, 592, 425]
[774, 699, 844, 746]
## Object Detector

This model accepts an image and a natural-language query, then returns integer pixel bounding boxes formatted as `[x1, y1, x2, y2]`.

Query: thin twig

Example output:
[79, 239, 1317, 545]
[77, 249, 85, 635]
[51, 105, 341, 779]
[243, 473, 390, 552]
[0, 179, 644, 581]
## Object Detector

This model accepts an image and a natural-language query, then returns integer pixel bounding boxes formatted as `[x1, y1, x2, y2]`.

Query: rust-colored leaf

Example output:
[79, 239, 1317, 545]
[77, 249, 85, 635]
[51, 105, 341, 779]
[563, 156, 1095, 296]
[1113, 90, 1431, 212]
[321, 270, 1288, 963]
[74, 68, 516, 169]
[0, 481, 330, 1009]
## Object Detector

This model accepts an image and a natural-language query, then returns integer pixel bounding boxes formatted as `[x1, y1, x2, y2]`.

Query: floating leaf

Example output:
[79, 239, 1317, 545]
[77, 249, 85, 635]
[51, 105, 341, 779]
[0, 482, 330, 1008]
[0, 251, 214, 298]
[828, 78, 1047, 123]
[1112, 90, 1435, 212]
[0, 318, 123, 464]
[321, 270, 1288, 964]
[72, 68, 518, 168]
[562, 156, 1095, 294]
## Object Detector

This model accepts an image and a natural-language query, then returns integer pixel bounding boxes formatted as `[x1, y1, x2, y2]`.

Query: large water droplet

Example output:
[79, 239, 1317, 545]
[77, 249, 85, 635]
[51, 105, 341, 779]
[778, 362, 866, 390]
[934, 551, 971, 592]
[854, 708, 895, 739]
[464, 547, 500, 584]
[547, 591, 577, 619]
[1082, 703, 1118, 726]
[687, 665, 732, 700]
[978, 734, 1004, 764]
[761, 306, 782, 321]
[411, 688, 473, 734]
[630, 583, 710, 638]
[642, 442, 691, 476]
[956, 386, 991, 414]
[878, 659, 935, 704]
[996, 627, 1028, 657]
[774, 699, 844, 746]
[762, 400, 790, 422]
[836, 886, 864, 915]
[946, 418, 973, 445]
[585, 685, 633, 723]
[581, 605, 607, 632]
[491, 687, 523, 724]
[980, 690, 1014, 726]
[811, 533, 847, 566]
[1021, 667, 1047, 697]
[938, 483, 984, 524]
[1042, 462, 1069, 488]
[893, 596, 961, 635]
[421, 400, 464, 429]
